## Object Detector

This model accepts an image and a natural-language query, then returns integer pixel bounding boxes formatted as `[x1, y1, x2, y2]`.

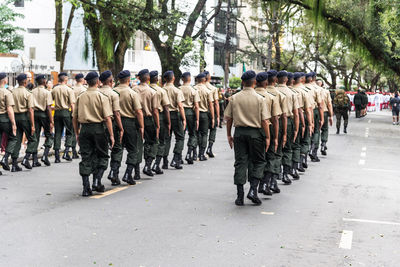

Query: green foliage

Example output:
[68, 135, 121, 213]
[229, 77, 242, 89]
[0, 1, 24, 53]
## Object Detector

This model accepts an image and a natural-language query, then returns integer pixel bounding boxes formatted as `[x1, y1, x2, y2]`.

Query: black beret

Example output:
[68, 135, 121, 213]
[85, 71, 99, 81]
[118, 70, 131, 79]
[99, 70, 112, 82]
[241, 70, 256, 81]
[35, 74, 46, 82]
[16, 73, 27, 82]
[287, 72, 294, 80]
[181, 72, 191, 79]
[0, 72, 6, 80]
[163, 70, 174, 78]
[267, 70, 278, 77]
[149, 70, 158, 78]
[138, 69, 149, 77]
[256, 72, 268, 82]
[75, 73, 84, 80]
[311, 72, 317, 77]
[277, 70, 288, 78]
[293, 72, 302, 80]
[305, 72, 313, 78]
[203, 71, 210, 76]
[58, 72, 68, 78]
[196, 73, 206, 79]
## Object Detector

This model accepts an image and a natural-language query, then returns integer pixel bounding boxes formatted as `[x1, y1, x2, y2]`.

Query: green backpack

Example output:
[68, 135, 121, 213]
[333, 92, 349, 108]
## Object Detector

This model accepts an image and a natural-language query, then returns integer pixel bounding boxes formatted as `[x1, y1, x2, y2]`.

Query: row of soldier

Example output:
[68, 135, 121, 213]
[0, 70, 221, 196]
[224, 70, 333, 206]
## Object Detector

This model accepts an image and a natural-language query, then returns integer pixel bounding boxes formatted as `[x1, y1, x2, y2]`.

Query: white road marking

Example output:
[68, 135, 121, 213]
[260, 212, 274, 215]
[362, 146, 367, 151]
[358, 159, 365, 165]
[343, 218, 400, 226]
[363, 168, 398, 173]
[339, 230, 353, 249]
[360, 152, 366, 157]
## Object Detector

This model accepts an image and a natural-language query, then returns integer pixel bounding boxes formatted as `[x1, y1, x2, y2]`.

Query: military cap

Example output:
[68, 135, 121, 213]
[75, 73, 84, 80]
[0, 72, 6, 80]
[241, 70, 256, 81]
[256, 72, 268, 82]
[293, 72, 303, 80]
[305, 72, 313, 78]
[118, 70, 131, 79]
[311, 72, 317, 77]
[16, 73, 27, 82]
[196, 73, 206, 79]
[35, 74, 46, 82]
[163, 70, 174, 79]
[99, 70, 112, 82]
[203, 71, 210, 76]
[149, 70, 158, 79]
[181, 72, 191, 79]
[58, 72, 68, 78]
[85, 71, 99, 81]
[277, 70, 288, 78]
[287, 72, 294, 80]
[138, 69, 149, 77]
[267, 69, 278, 77]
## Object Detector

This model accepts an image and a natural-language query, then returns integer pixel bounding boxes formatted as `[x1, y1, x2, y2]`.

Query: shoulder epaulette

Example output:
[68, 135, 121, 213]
[99, 91, 108, 97]
[279, 91, 287, 96]
[113, 89, 120, 96]
[256, 92, 265, 98]
[77, 91, 85, 97]
[267, 91, 276, 97]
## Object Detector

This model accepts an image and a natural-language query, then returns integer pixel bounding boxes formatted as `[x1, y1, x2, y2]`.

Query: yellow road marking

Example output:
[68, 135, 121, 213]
[90, 182, 142, 199]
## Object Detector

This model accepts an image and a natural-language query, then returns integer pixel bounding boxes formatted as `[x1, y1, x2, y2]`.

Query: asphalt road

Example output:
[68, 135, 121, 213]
[1, 111, 399, 267]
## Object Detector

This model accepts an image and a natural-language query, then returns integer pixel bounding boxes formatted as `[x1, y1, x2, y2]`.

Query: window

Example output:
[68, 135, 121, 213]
[214, 42, 235, 67]
[28, 29, 40, 34]
[14, 0, 24, 7]
[127, 50, 135, 63]
[214, 10, 237, 37]
[29, 47, 36, 60]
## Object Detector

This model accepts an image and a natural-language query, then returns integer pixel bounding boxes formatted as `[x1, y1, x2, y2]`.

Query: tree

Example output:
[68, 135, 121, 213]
[0, 1, 23, 53]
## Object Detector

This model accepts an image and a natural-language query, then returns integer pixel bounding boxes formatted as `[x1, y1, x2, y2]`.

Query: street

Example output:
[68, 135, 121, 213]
[1, 111, 399, 267]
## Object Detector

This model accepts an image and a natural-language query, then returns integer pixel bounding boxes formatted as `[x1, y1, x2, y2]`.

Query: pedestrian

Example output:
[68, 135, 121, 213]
[70, 73, 87, 159]
[179, 72, 200, 164]
[333, 89, 350, 134]
[218, 87, 225, 127]
[72, 72, 114, 197]
[11, 73, 36, 171]
[52, 72, 76, 163]
[114, 70, 144, 185]
[0, 73, 17, 173]
[318, 82, 333, 156]
[224, 70, 271, 206]
[353, 89, 363, 118]
[163, 71, 186, 169]
[31, 74, 54, 167]
[149, 70, 171, 173]
[204, 71, 219, 158]
[389, 92, 400, 125]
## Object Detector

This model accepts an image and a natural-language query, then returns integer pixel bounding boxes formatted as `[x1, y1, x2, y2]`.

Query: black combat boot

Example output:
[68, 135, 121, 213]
[309, 143, 315, 160]
[235, 184, 244, 206]
[107, 161, 121, 186]
[92, 169, 106, 192]
[0, 152, 10, 171]
[32, 153, 41, 167]
[81, 176, 92, 197]
[291, 162, 300, 180]
[321, 142, 327, 156]
[282, 165, 292, 185]
[11, 158, 22, 172]
[302, 153, 308, 169]
[269, 174, 281, 193]
[62, 147, 72, 161]
[21, 153, 32, 169]
[162, 156, 168, 169]
[122, 164, 136, 185]
[247, 178, 262, 205]
[185, 147, 193, 164]
[311, 147, 320, 162]
[192, 147, 198, 162]
[152, 156, 164, 174]
[258, 172, 272, 196]
[336, 127, 340, 134]
[72, 147, 79, 159]
[206, 142, 215, 158]
[134, 163, 141, 180]
[172, 153, 182, 169]
[298, 155, 306, 172]
[199, 148, 207, 161]
[344, 126, 347, 134]
[54, 149, 61, 163]
[41, 147, 51, 166]
[143, 157, 154, 176]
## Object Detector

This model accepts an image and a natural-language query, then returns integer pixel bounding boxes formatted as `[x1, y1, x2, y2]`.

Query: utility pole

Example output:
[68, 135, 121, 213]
[223, 0, 231, 90]
[200, 4, 207, 72]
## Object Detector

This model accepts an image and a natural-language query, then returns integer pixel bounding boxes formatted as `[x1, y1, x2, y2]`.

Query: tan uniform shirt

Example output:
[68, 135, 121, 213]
[0, 86, 15, 114]
[255, 87, 282, 117]
[149, 83, 170, 112]
[72, 84, 86, 100]
[293, 84, 313, 111]
[276, 84, 300, 118]
[99, 85, 120, 113]
[224, 87, 270, 128]
[163, 83, 185, 112]
[305, 83, 322, 109]
[179, 84, 200, 109]
[194, 84, 214, 112]
[73, 87, 113, 123]
[52, 84, 75, 110]
[133, 83, 159, 117]
[12, 86, 34, 113]
[266, 85, 288, 116]
[205, 82, 219, 102]
[320, 88, 332, 112]
[114, 84, 142, 118]
[289, 86, 303, 109]
[32, 85, 53, 112]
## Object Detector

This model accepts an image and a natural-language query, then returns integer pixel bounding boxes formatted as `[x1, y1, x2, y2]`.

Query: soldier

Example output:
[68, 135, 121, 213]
[11, 73, 36, 171]
[149, 70, 171, 174]
[194, 73, 214, 161]
[98, 71, 124, 185]
[276, 71, 300, 184]
[204, 71, 220, 158]
[179, 72, 200, 164]
[31, 74, 54, 167]
[0, 73, 17, 173]
[72, 72, 114, 196]
[163, 71, 186, 169]
[224, 70, 270, 206]
[70, 73, 86, 159]
[254, 72, 281, 196]
[133, 69, 160, 177]
[52, 72, 75, 163]
[114, 70, 144, 185]
[318, 82, 333, 155]
[333, 89, 351, 134]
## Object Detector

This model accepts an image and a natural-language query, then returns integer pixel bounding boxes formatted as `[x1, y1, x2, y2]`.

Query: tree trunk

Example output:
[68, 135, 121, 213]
[266, 35, 273, 71]
[55, 0, 63, 62]
[60, 4, 76, 72]
[274, 29, 281, 70]
[113, 40, 128, 75]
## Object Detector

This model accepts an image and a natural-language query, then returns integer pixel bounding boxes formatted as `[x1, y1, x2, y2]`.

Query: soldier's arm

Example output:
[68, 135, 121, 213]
[28, 107, 35, 136]
[114, 110, 124, 143]
[226, 116, 233, 149]
[135, 109, 144, 139]
[271, 115, 279, 152]
[307, 107, 313, 135]
[262, 119, 270, 152]
[299, 108, 305, 136]
[281, 113, 287, 147]
[194, 102, 200, 130]
[46, 105, 54, 132]
[208, 100, 214, 127]
[178, 102, 186, 130]
[163, 105, 171, 134]
[72, 116, 79, 139]
[318, 100, 324, 127]
[6, 106, 16, 136]
[214, 99, 220, 126]
[293, 107, 299, 142]
[105, 116, 114, 149]
[152, 107, 160, 138]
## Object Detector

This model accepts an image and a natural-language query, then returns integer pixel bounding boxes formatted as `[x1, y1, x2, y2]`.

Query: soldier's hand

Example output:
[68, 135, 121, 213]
[156, 127, 160, 139]
[265, 139, 270, 152]
[309, 125, 313, 136]
[274, 138, 278, 152]
[329, 117, 333, 126]
[119, 129, 124, 144]
[182, 120, 186, 131]
[12, 124, 16, 136]
[76, 135, 80, 146]
[50, 122, 54, 134]
[211, 119, 215, 128]
[31, 126, 35, 136]
[109, 135, 115, 149]
[196, 120, 199, 131]
[140, 127, 144, 140]
[227, 135, 234, 149]
[282, 134, 287, 148]
[301, 126, 305, 138]
[319, 120, 324, 130]
[293, 131, 298, 142]
[168, 123, 171, 136]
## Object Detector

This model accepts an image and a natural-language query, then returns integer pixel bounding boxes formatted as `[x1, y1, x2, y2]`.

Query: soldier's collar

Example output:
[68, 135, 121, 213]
[87, 87, 98, 91]
[242, 87, 254, 91]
